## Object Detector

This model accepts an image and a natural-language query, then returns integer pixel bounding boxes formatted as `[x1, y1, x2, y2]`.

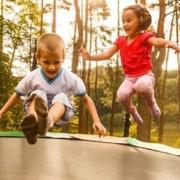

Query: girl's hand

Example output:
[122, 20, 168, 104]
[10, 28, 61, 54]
[92, 121, 107, 137]
[78, 47, 91, 60]
[175, 47, 180, 53]
[165, 42, 180, 53]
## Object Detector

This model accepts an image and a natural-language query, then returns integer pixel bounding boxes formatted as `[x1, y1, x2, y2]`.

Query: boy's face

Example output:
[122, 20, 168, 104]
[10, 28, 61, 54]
[37, 50, 64, 79]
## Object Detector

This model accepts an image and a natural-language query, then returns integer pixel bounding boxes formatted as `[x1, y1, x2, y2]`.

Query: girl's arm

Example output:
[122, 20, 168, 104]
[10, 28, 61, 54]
[0, 92, 20, 119]
[148, 37, 180, 53]
[78, 45, 118, 61]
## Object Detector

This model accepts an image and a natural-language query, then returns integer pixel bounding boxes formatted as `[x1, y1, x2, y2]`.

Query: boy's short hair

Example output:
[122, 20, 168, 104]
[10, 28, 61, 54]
[36, 33, 65, 59]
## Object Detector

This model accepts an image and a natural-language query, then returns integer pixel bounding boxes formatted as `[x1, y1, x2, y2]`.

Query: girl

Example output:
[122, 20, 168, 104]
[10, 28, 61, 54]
[78, 4, 180, 124]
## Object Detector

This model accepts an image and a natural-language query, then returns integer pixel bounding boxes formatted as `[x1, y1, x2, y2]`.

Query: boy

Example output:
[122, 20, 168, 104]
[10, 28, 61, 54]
[0, 33, 107, 144]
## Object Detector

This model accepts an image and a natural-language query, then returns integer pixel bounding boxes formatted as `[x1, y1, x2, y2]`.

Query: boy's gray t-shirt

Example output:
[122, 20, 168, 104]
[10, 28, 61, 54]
[16, 67, 86, 107]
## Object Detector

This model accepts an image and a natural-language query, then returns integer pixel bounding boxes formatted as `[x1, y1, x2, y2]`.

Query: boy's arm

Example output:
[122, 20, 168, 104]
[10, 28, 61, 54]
[148, 37, 180, 53]
[0, 92, 20, 119]
[81, 94, 107, 136]
[78, 45, 118, 61]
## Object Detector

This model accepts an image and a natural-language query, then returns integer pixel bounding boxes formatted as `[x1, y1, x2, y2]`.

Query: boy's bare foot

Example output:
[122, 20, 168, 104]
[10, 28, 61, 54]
[21, 114, 38, 145]
[34, 96, 49, 135]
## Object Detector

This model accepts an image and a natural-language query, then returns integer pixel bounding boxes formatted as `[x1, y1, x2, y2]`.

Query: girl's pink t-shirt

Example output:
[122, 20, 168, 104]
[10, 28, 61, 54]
[115, 32, 155, 76]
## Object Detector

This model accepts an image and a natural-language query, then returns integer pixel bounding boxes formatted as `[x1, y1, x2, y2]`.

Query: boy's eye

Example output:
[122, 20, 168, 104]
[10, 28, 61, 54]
[42, 60, 62, 65]
[43, 61, 50, 65]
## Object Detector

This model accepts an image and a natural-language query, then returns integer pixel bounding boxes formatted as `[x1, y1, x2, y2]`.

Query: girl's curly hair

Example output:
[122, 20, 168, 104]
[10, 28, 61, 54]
[123, 4, 152, 31]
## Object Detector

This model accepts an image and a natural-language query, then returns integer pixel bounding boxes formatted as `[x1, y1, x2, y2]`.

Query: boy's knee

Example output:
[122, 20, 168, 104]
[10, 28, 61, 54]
[30, 90, 47, 100]
[30, 89, 47, 103]
[52, 93, 72, 108]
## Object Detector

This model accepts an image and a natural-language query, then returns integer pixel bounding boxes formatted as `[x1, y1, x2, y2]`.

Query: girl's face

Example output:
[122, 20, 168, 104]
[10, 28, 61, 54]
[37, 50, 64, 79]
[122, 9, 140, 38]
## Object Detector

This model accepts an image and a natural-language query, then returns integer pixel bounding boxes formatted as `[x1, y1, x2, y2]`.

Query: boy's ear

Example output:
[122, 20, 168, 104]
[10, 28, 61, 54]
[35, 52, 40, 64]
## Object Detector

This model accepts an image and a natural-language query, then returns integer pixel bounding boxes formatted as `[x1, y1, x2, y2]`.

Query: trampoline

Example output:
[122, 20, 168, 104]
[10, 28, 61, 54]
[0, 133, 180, 180]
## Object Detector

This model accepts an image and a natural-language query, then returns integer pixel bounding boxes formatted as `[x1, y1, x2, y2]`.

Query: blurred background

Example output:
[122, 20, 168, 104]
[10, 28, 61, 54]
[0, 0, 180, 148]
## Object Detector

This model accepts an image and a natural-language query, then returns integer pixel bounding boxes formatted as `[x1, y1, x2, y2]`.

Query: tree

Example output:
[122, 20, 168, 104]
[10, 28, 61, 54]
[72, 0, 83, 74]
[52, 0, 56, 33]
[136, 0, 152, 142]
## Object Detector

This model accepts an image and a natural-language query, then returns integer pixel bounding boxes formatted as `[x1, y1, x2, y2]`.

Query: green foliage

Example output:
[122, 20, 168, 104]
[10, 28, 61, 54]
[164, 102, 178, 122]
[164, 78, 178, 103]
[100, 112, 125, 127]
[129, 123, 137, 138]
[166, 70, 178, 79]
[0, 53, 12, 105]
[175, 138, 180, 148]
[2, 0, 42, 73]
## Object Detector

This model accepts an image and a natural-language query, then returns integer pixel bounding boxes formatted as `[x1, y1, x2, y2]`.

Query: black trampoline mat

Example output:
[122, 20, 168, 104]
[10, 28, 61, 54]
[0, 137, 180, 180]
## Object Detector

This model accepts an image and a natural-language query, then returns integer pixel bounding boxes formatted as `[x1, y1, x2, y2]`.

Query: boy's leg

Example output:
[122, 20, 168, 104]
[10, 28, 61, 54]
[21, 95, 38, 144]
[50, 93, 74, 126]
[48, 102, 65, 126]
[21, 114, 38, 144]
[34, 95, 49, 135]
[34, 95, 66, 134]
[134, 72, 161, 118]
[117, 78, 143, 124]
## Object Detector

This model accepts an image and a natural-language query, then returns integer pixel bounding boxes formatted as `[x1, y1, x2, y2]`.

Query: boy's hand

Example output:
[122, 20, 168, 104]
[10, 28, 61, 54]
[78, 47, 91, 60]
[0, 111, 3, 119]
[92, 121, 107, 137]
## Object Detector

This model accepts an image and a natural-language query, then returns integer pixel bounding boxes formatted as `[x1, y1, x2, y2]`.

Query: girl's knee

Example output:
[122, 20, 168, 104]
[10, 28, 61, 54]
[134, 82, 152, 94]
[117, 91, 130, 102]
[135, 75, 154, 93]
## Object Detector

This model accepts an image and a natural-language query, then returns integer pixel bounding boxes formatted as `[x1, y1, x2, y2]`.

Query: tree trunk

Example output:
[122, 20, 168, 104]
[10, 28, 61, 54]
[158, 9, 175, 142]
[52, 0, 56, 33]
[175, 0, 180, 129]
[109, 90, 116, 136]
[152, 0, 166, 143]
[73, 0, 84, 133]
[31, 40, 37, 71]
[0, 0, 4, 91]
[40, 0, 44, 35]
[0, 0, 3, 58]
[110, 0, 121, 136]
[137, 96, 151, 141]
[72, 0, 83, 73]
[136, 0, 151, 142]
[123, 113, 131, 137]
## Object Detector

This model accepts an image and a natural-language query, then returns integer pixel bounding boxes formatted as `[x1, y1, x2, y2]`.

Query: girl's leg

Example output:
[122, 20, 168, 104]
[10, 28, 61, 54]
[117, 78, 136, 111]
[134, 72, 161, 118]
[117, 77, 143, 124]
